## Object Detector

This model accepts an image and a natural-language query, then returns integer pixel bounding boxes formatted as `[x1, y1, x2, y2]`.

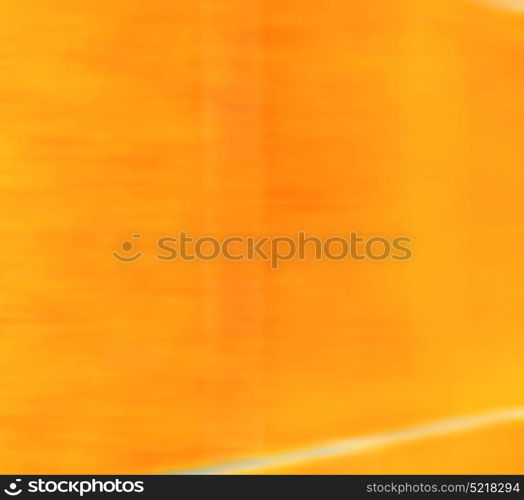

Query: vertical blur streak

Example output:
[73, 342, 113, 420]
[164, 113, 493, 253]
[195, 0, 268, 459]
[0, 0, 522, 473]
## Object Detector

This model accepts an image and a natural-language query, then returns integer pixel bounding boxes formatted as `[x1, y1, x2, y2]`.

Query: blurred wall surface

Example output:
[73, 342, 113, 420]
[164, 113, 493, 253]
[0, 0, 523, 473]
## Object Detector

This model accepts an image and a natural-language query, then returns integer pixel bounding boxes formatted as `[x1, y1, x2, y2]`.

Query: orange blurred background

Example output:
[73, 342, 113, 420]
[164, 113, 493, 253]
[0, 0, 523, 473]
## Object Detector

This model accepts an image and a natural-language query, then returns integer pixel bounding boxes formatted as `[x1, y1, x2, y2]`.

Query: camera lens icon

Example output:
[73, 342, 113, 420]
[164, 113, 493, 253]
[4, 479, 22, 496]
[113, 234, 143, 263]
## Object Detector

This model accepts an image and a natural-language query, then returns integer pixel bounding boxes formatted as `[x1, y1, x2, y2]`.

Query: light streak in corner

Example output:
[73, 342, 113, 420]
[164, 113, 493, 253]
[471, 0, 524, 12]
[167, 408, 524, 474]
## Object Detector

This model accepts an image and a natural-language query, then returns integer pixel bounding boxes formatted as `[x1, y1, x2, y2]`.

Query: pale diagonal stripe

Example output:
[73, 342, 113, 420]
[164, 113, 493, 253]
[471, 0, 524, 12]
[168, 408, 524, 474]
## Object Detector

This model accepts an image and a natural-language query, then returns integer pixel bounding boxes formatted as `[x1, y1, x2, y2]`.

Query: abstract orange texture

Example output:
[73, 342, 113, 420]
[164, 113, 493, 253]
[0, 0, 523, 473]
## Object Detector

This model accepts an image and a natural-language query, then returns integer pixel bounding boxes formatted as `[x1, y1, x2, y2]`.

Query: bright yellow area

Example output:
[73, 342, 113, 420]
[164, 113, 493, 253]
[0, 0, 522, 473]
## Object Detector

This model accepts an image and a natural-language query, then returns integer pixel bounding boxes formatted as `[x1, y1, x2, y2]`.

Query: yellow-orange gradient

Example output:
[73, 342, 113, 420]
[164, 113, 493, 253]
[0, 0, 523, 473]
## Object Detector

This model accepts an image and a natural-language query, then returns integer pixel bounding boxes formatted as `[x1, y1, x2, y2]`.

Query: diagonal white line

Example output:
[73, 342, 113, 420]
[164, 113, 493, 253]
[471, 0, 524, 11]
[167, 408, 524, 474]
